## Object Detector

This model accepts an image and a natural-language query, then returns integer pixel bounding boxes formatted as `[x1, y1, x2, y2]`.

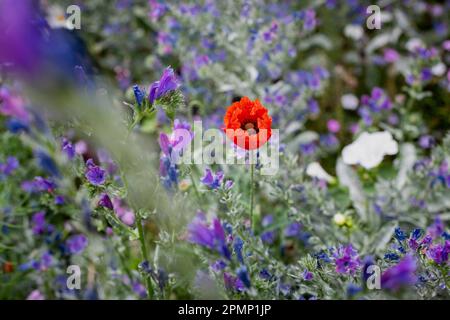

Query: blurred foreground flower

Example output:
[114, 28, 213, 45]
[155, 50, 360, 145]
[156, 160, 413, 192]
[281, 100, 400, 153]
[381, 255, 417, 292]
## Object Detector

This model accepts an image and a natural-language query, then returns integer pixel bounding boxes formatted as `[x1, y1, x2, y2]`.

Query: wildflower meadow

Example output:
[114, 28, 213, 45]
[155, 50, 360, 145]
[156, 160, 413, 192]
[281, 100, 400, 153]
[0, 0, 449, 305]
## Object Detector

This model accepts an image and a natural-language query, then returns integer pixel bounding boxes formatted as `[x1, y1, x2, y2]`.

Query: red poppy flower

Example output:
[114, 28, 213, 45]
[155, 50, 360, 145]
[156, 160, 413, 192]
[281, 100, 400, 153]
[224, 97, 272, 150]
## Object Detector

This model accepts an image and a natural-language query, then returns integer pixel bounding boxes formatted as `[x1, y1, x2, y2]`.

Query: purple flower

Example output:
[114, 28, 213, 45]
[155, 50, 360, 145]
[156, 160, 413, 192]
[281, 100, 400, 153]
[21, 176, 56, 193]
[61, 138, 75, 159]
[187, 215, 231, 260]
[66, 234, 88, 255]
[284, 222, 301, 237]
[418, 135, 435, 149]
[54, 195, 65, 205]
[224, 180, 234, 189]
[85, 159, 106, 186]
[112, 198, 135, 226]
[0, 88, 30, 123]
[98, 193, 114, 210]
[132, 282, 147, 299]
[0, 0, 43, 74]
[159, 120, 193, 189]
[303, 9, 317, 31]
[427, 217, 445, 239]
[149, 0, 167, 22]
[307, 98, 319, 115]
[302, 269, 313, 281]
[261, 231, 276, 244]
[327, 119, 341, 133]
[262, 215, 274, 227]
[360, 87, 392, 113]
[148, 67, 179, 105]
[300, 142, 317, 156]
[333, 244, 361, 275]
[0, 156, 19, 176]
[201, 168, 224, 189]
[426, 241, 449, 265]
[27, 290, 44, 300]
[40, 252, 53, 270]
[381, 255, 417, 292]
[211, 260, 227, 272]
[383, 48, 399, 63]
[31, 211, 47, 235]
[224, 272, 244, 292]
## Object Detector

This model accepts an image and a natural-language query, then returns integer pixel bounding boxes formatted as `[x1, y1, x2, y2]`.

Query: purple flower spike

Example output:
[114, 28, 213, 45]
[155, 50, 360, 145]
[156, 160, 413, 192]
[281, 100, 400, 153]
[85, 159, 106, 186]
[148, 67, 179, 105]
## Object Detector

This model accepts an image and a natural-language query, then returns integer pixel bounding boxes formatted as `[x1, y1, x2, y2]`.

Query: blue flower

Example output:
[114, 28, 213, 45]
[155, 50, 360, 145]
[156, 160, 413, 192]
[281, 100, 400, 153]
[384, 252, 400, 261]
[394, 227, 407, 241]
[233, 237, 244, 264]
[346, 283, 362, 297]
[133, 85, 145, 106]
[259, 269, 273, 281]
[410, 228, 423, 240]
[261, 231, 276, 244]
[36, 151, 60, 177]
[6, 118, 29, 133]
[236, 265, 251, 288]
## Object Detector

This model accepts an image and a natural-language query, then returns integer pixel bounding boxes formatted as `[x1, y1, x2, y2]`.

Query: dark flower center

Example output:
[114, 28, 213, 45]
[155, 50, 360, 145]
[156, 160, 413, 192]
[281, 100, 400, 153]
[242, 122, 258, 135]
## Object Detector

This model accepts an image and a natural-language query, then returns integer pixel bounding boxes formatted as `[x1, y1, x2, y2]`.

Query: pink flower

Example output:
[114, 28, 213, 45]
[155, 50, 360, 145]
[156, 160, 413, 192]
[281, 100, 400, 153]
[27, 290, 44, 300]
[327, 119, 341, 133]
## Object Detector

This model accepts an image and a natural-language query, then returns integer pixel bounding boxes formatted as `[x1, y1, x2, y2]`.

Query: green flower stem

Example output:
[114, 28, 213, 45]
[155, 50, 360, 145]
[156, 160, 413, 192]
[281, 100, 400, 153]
[124, 117, 155, 299]
[136, 214, 154, 299]
[250, 163, 255, 231]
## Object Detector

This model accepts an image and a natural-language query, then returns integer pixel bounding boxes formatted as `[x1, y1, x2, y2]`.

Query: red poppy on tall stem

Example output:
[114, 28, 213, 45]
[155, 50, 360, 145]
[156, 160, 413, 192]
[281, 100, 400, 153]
[224, 97, 272, 150]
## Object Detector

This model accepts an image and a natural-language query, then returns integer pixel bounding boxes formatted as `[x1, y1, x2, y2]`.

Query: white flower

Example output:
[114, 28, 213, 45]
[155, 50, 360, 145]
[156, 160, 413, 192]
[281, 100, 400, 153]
[344, 25, 364, 41]
[341, 94, 359, 110]
[306, 162, 335, 183]
[431, 63, 446, 77]
[342, 131, 398, 169]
